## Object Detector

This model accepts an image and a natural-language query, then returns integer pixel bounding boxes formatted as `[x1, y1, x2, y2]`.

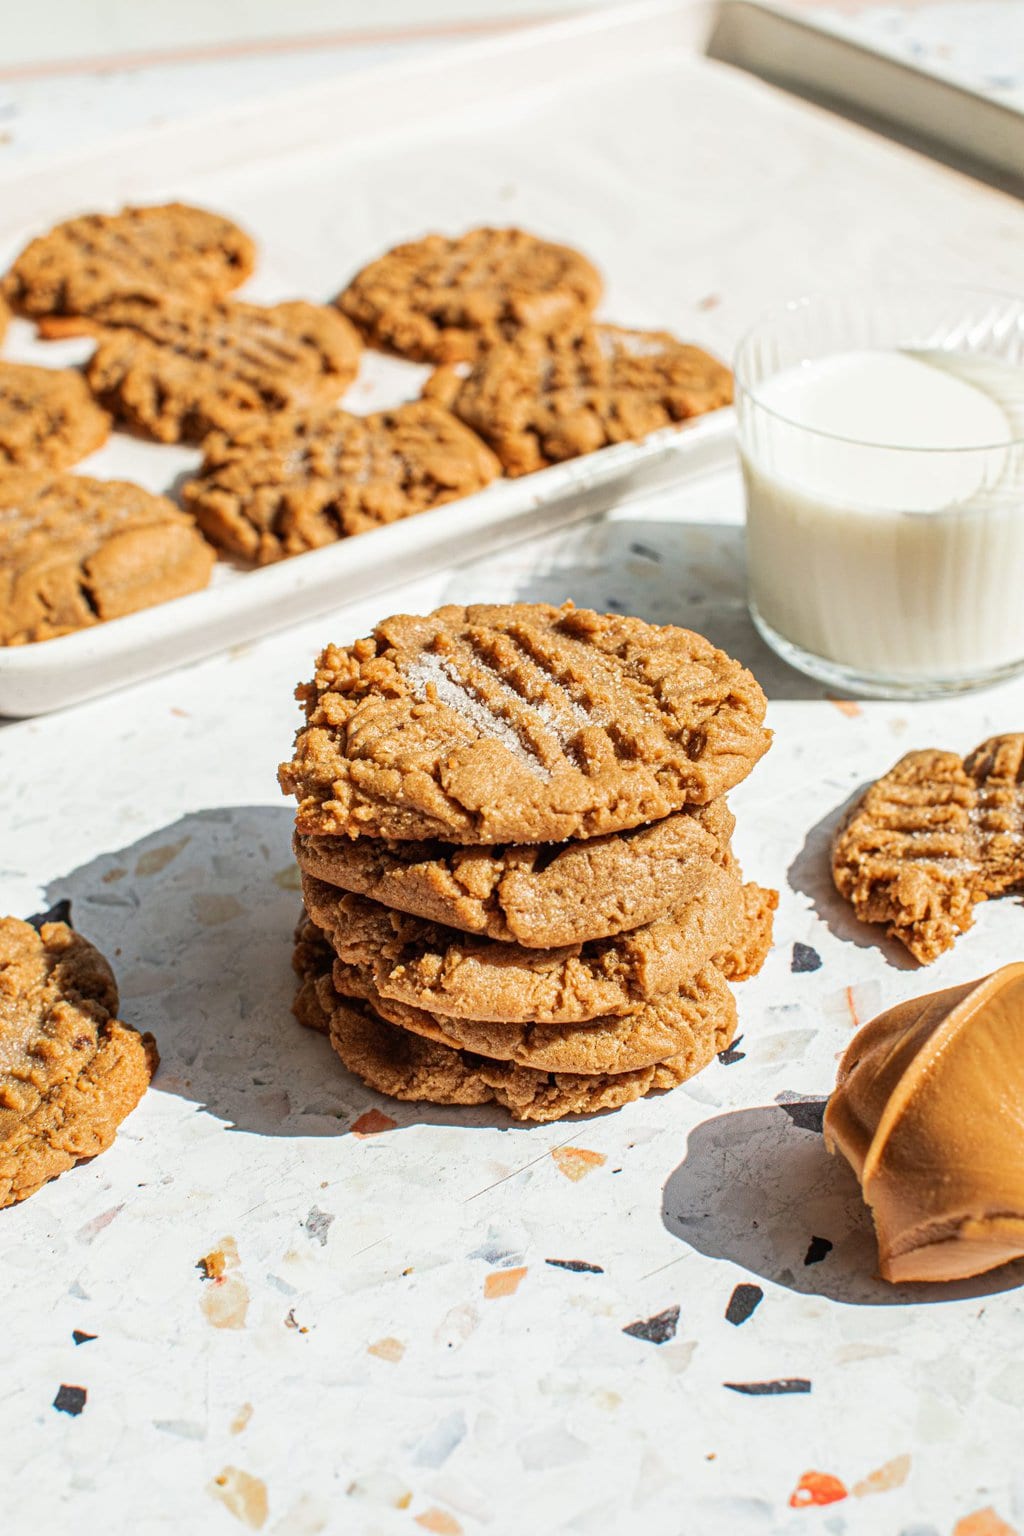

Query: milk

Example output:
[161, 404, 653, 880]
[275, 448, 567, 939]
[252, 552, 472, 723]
[740, 348, 1024, 686]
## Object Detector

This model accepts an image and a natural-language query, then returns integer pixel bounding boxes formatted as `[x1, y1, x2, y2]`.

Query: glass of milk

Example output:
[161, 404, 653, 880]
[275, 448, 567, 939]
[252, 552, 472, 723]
[735, 287, 1024, 696]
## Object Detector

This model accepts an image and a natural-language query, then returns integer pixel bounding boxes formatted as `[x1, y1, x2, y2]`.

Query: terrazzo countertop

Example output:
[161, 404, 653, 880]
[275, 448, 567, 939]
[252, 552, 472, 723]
[3, 9, 1024, 1536]
[4, 477, 1024, 1536]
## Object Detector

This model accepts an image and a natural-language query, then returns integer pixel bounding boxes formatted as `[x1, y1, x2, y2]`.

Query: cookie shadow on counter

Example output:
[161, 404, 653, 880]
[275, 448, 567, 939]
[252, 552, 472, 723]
[661, 1103, 1024, 1306]
[787, 788, 918, 967]
[482, 515, 834, 702]
[36, 805, 546, 1139]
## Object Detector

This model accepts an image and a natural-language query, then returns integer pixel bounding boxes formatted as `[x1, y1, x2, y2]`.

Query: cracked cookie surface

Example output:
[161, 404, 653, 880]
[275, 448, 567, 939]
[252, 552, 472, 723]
[184, 399, 499, 563]
[0, 917, 158, 1207]
[292, 919, 735, 1123]
[280, 602, 771, 844]
[427, 323, 733, 475]
[294, 799, 734, 947]
[0, 361, 110, 470]
[832, 735, 1024, 963]
[336, 227, 601, 363]
[0, 471, 215, 644]
[3, 202, 254, 320]
[303, 859, 744, 1023]
[85, 295, 361, 444]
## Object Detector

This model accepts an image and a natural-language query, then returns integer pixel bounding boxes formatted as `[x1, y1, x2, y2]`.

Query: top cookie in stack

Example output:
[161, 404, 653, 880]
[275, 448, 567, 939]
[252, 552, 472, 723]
[280, 601, 776, 1123]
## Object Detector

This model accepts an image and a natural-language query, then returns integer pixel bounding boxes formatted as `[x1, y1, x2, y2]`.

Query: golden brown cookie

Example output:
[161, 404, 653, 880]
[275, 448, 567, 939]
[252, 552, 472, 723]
[332, 952, 738, 1076]
[336, 227, 602, 364]
[0, 361, 110, 470]
[2, 202, 254, 320]
[292, 920, 735, 1123]
[832, 736, 1024, 964]
[294, 799, 734, 948]
[0, 471, 216, 644]
[426, 323, 733, 476]
[0, 917, 158, 1207]
[0, 294, 9, 346]
[715, 880, 779, 982]
[303, 859, 743, 1023]
[280, 603, 771, 844]
[183, 399, 500, 564]
[85, 295, 361, 444]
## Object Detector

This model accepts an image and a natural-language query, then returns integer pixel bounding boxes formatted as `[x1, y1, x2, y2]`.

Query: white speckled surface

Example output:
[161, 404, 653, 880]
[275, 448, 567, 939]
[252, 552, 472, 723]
[3, 10, 1024, 1536]
[5, 474, 1024, 1536]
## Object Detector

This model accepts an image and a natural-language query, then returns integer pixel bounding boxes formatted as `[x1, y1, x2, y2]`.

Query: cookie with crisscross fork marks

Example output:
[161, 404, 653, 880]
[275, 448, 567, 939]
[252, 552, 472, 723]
[280, 603, 771, 844]
[3, 202, 254, 320]
[85, 295, 361, 443]
[0, 361, 110, 471]
[426, 323, 733, 476]
[1, 917, 158, 1207]
[294, 798, 734, 947]
[292, 918, 736, 1123]
[833, 735, 1024, 964]
[183, 399, 500, 563]
[336, 227, 602, 364]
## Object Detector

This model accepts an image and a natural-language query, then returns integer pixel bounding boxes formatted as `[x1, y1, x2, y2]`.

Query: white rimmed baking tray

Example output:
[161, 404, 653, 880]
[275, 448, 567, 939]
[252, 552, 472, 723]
[1, 0, 1022, 716]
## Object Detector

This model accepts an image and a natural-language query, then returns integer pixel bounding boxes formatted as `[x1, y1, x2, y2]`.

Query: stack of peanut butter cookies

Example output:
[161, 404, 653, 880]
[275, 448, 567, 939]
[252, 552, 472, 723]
[280, 601, 776, 1123]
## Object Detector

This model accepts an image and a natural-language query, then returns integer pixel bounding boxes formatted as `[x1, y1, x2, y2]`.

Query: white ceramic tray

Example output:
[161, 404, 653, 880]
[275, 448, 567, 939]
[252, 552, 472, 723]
[1, 0, 1022, 717]
[713, 1, 1024, 192]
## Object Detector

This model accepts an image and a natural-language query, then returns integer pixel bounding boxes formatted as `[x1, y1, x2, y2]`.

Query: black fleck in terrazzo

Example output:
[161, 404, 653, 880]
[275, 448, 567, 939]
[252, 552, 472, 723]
[724, 1379, 812, 1397]
[546, 1259, 604, 1273]
[725, 1283, 764, 1326]
[622, 1305, 679, 1345]
[776, 1095, 828, 1134]
[26, 897, 72, 930]
[71, 1330, 97, 1346]
[717, 1034, 746, 1065]
[53, 1385, 86, 1416]
[804, 1236, 834, 1267]
[791, 942, 822, 973]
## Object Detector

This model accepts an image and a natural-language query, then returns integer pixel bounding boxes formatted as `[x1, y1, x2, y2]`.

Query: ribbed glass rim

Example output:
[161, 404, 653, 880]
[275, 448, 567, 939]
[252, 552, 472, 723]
[733, 284, 1024, 454]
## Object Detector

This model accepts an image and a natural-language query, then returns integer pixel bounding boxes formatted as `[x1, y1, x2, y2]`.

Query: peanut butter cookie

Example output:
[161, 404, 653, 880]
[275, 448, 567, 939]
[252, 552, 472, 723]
[302, 860, 743, 1023]
[183, 399, 500, 563]
[0, 362, 110, 470]
[0, 917, 158, 1207]
[0, 471, 215, 644]
[336, 227, 601, 363]
[427, 323, 733, 476]
[833, 735, 1024, 963]
[293, 919, 735, 1123]
[294, 800, 734, 947]
[86, 296, 361, 444]
[3, 202, 254, 320]
[280, 603, 771, 844]
[332, 952, 738, 1076]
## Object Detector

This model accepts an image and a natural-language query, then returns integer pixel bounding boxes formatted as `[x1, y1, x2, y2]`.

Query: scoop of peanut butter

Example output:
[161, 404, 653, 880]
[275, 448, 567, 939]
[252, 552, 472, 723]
[824, 964, 1024, 1283]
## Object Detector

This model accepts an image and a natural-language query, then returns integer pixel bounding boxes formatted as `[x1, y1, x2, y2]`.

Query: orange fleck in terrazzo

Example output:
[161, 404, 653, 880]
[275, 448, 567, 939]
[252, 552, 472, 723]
[367, 1336, 405, 1362]
[789, 1471, 848, 1509]
[351, 1108, 398, 1136]
[954, 1509, 1017, 1536]
[483, 1266, 527, 1298]
[198, 1237, 249, 1330]
[415, 1509, 463, 1535]
[208, 1466, 268, 1529]
[852, 1454, 910, 1497]
[551, 1146, 607, 1182]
